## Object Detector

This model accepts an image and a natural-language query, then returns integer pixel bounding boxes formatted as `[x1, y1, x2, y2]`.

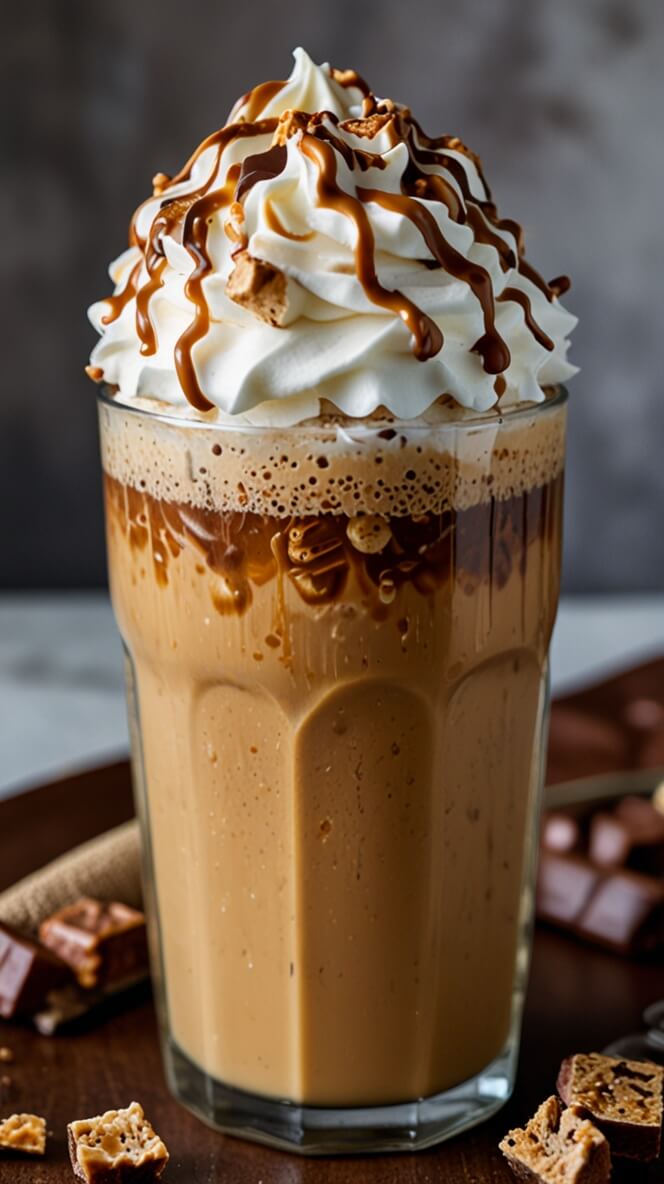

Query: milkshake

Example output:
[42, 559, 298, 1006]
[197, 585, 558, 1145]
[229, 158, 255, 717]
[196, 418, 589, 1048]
[88, 49, 576, 1152]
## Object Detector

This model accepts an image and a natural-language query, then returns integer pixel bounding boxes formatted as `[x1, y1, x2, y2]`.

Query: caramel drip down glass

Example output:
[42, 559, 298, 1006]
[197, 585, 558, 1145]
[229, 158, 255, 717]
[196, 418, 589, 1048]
[99, 386, 567, 1153]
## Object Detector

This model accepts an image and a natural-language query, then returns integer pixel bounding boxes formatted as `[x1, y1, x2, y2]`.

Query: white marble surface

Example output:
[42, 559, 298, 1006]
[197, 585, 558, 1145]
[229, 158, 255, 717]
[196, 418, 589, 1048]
[1, 593, 663, 800]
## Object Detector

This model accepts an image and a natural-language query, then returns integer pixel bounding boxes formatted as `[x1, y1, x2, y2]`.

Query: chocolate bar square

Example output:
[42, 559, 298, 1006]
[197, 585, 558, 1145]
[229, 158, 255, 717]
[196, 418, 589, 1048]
[0, 921, 71, 1018]
[39, 899, 147, 989]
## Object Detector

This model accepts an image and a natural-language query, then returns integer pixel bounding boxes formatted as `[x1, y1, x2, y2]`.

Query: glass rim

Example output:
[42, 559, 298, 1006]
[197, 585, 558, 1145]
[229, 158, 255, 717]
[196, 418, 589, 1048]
[97, 383, 568, 436]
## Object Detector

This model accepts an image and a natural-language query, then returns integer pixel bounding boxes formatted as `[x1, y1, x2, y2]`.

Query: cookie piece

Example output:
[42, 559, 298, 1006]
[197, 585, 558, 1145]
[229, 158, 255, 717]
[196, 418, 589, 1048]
[558, 1052, 663, 1161]
[500, 1095, 610, 1183]
[0, 1113, 46, 1155]
[68, 1102, 168, 1182]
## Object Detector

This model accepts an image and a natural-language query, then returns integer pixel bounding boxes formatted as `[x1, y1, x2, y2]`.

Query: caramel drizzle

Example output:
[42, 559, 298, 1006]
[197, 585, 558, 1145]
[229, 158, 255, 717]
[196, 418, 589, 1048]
[265, 198, 313, 242]
[158, 122, 277, 410]
[465, 206, 517, 271]
[307, 117, 388, 173]
[229, 78, 287, 123]
[100, 260, 142, 325]
[407, 119, 563, 304]
[105, 473, 562, 618]
[301, 133, 442, 361]
[358, 187, 510, 374]
[157, 115, 278, 196]
[498, 287, 553, 351]
[135, 259, 166, 355]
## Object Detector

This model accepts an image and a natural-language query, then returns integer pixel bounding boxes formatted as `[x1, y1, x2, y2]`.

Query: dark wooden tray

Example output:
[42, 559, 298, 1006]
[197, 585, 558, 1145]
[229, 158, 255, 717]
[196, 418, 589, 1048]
[0, 760, 661, 1182]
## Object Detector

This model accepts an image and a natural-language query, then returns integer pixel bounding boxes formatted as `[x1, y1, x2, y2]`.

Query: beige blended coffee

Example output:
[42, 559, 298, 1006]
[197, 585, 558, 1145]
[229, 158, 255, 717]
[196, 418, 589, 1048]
[89, 49, 576, 1150]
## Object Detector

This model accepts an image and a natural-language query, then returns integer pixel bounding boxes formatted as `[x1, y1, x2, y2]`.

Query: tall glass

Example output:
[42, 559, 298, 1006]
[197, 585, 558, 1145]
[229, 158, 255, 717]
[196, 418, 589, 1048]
[99, 387, 566, 1154]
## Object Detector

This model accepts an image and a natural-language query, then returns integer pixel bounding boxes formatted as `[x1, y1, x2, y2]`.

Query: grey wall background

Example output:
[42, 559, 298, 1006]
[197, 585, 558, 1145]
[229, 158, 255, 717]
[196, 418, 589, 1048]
[3, 0, 663, 591]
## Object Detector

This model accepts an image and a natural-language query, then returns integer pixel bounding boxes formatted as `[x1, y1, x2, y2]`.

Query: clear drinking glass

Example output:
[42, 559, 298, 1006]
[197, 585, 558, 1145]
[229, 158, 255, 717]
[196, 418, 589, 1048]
[99, 386, 566, 1154]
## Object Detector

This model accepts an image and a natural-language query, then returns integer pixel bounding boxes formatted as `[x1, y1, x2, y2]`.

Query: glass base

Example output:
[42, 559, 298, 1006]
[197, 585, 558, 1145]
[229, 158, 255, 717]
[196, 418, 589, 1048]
[164, 1036, 518, 1155]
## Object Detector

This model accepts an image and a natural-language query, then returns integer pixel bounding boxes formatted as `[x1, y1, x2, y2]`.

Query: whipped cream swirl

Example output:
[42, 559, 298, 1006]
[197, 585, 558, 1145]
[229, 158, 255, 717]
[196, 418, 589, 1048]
[88, 48, 577, 424]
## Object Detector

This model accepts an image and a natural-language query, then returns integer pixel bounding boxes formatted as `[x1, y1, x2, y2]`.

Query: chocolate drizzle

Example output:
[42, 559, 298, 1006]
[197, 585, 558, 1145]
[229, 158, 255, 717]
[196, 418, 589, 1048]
[235, 145, 288, 202]
[358, 187, 511, 374]
[105, 473, 563, 620]
[498, 288, 554, 352]
[301, 134, 443, 362]
[549, 275, 571, 297]
[154, 121, 277, 410]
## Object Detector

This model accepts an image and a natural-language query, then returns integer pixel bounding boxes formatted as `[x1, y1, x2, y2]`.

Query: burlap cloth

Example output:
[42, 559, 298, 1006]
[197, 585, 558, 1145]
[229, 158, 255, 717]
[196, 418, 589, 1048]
[0, 819, 141, 937]
[1, 657, 662, 936]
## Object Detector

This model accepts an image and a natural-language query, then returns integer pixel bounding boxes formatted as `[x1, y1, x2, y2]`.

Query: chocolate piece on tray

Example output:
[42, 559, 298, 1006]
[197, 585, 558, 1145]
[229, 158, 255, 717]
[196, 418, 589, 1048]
[0, 1113, 46, 1155]
[499, 1095, 610, 1183]
[68, 1101, 169, 1183]
[589, 797, 664, 875]
[39, 898, 147, 989]
[0, 921, 72, 1018]
[536, 852, 601, 928]
[541, 811, 583, 854]
[557, 1052, 664, 1162]
[587, 811, 632, 868]
[537, 852, 664, 955]
[575, 866, 664, 955]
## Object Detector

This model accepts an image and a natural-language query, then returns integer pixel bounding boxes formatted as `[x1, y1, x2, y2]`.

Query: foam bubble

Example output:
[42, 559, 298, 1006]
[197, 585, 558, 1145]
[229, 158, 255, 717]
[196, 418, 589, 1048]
[99, 391, 566, 517]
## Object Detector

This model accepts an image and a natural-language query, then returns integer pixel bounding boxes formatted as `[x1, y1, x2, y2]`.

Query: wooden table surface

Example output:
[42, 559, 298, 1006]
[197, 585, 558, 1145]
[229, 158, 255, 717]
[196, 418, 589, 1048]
[0, 761, 661, 1183]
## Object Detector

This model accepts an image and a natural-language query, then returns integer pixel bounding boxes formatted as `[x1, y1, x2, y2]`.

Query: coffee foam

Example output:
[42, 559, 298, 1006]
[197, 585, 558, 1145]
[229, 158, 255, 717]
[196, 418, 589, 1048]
[99, 391, 566, 518]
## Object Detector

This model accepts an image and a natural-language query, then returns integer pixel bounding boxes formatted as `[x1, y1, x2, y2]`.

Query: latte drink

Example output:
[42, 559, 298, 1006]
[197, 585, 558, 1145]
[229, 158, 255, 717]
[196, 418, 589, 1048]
[89, 49, 576, 1151]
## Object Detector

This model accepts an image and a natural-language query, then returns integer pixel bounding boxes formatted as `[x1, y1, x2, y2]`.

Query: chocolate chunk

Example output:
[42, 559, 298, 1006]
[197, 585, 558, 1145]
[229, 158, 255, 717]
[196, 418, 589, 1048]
[536, 852, 601, 927]
[68, 1101, 169, 1182]
[0, 921, 71, 1018]
[39, 899, 147, 989]
[587, 812, 632, 868]
[589, 797, 664, 875]
[0, 1113, 46, 1155]
[537, 852, 664, 955]
[557, 1052, 663, 1162]
[576, 867, 664, 955]
[499, 1095, 610, 1183]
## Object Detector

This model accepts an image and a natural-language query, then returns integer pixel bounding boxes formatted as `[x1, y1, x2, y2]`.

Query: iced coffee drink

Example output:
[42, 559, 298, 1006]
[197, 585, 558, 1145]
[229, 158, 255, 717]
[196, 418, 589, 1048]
[88, 50, 576, 1152]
